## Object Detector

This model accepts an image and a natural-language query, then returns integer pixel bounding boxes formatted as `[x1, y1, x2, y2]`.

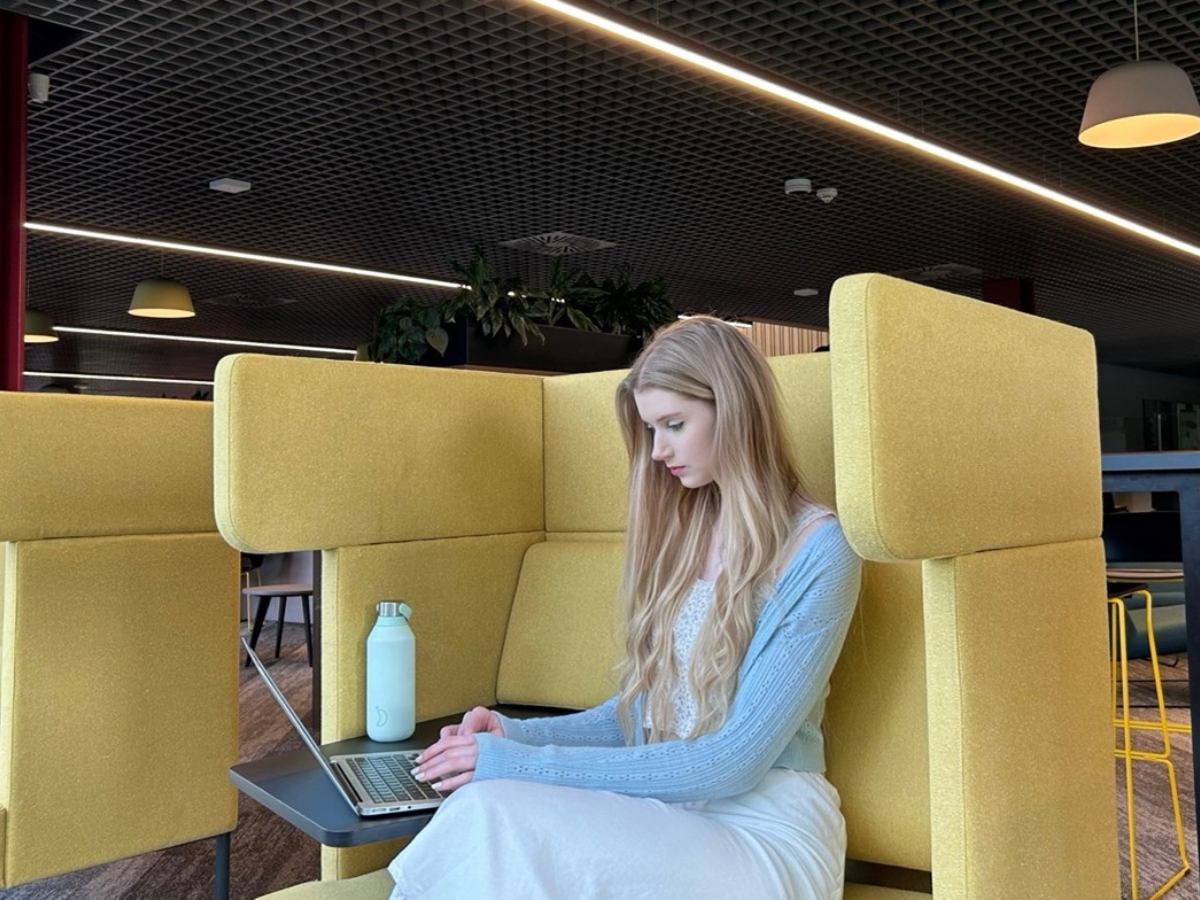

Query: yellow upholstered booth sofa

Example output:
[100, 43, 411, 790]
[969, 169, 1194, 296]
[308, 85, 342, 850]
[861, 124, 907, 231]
[215, 273, 1118, 900]
[0, 393, 239, 889]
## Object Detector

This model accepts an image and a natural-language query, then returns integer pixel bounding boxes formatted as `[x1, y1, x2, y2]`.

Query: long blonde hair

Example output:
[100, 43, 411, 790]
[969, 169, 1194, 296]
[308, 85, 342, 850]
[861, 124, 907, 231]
[614, 316, 812, 742]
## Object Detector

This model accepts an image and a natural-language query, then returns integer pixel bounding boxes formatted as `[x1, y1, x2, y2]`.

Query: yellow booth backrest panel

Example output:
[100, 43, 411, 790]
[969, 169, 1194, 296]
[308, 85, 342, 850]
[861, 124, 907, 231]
[0, 393, 215, 541]
[214, 355, 545, 552]
[775, 353, 930, 872]
[774, 353, 837, 509]
[543, 369, 628, 535]
[826, 559, 929, 872]
[320, 533, 543, 743]
[496, 541, 625, 710]
[0, 533, 238, 885]
[830, 273, 1101, 562]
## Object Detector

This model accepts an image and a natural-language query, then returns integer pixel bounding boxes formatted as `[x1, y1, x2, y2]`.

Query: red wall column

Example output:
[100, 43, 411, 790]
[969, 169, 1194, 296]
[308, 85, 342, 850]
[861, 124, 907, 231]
[981, 277, 1036, 316]
[0, 12, 28, 392]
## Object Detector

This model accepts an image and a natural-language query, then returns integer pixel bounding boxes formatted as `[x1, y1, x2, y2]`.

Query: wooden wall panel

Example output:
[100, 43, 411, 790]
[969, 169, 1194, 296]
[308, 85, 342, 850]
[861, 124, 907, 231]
[747, 321, 829, 357]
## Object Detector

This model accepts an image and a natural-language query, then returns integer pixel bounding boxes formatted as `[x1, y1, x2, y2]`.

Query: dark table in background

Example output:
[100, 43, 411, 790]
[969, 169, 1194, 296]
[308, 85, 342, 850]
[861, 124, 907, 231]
[1102, 450, 1200, 857]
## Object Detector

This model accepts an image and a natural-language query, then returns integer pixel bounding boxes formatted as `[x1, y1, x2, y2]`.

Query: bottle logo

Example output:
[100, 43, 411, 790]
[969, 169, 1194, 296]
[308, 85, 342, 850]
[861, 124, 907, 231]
[375, 707, 389, 728]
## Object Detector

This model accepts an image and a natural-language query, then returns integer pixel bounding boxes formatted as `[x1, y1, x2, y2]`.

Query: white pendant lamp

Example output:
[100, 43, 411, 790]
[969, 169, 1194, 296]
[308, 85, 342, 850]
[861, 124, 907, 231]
[1079, 2, 1200, 148]
[23, 308, 59, 343]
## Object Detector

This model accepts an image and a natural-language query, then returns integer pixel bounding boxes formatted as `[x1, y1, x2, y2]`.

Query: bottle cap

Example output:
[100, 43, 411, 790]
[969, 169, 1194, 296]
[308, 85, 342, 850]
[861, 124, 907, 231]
[377, 600, 412, 620]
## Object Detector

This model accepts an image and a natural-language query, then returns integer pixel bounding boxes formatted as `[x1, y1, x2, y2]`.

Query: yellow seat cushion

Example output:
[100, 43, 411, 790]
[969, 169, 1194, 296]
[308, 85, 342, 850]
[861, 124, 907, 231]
[845, 886, 931, 899]
[255, 869, 394, 900]
[253, 870, 931, 900]
[496, 540, 625, 710]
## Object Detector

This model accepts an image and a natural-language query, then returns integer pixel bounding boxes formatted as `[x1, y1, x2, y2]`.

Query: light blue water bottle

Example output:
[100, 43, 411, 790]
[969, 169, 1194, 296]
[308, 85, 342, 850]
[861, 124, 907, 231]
[365, 600, 415, 742]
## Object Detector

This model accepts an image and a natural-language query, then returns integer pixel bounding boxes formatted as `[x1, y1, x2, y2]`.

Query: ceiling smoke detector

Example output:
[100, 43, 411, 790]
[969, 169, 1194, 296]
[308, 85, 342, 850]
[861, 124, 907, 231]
[784, 178, 812, 195]
[815, 187, 838, 203]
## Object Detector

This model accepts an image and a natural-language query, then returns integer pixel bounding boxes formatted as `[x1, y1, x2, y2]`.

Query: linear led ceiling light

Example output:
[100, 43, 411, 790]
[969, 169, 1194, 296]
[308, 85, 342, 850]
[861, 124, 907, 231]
[24, 371, 215, 387]
[526, 0, 1200, 263]
[54, 326, 356, 355]
[24, 222, 463, 289]
[677, 314, 752, 329]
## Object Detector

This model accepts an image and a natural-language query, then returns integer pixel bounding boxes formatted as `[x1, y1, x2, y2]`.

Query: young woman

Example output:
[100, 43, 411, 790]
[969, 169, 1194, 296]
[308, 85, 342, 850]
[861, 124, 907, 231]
[389, 315, 862, 899]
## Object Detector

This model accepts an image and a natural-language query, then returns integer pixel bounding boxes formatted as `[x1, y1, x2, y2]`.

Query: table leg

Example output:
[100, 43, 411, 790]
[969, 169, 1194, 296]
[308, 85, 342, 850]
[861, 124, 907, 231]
[245, 595, 271, 668]
[301, 592, 313, 666]
[275, 594, 286, 659]
[312, 551, 322, 734]
[213, 830, 230, 900]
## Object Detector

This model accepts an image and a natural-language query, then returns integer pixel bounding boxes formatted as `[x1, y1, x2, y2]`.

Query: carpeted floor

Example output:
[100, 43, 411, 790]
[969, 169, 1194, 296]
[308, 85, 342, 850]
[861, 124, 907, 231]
[4, 630, 1197, 899]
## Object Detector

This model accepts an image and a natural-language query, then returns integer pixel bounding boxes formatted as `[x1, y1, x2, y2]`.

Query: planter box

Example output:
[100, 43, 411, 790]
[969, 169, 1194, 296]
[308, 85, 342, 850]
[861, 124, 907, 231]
[423, 321, 641, 374]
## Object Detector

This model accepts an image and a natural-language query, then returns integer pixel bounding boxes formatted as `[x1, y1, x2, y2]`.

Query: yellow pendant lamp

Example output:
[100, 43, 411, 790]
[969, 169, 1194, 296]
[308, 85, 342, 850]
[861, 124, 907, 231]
[128, 276, 195, 318]
[1079, 3, 1200, 148]
[23, 308, 59, 342]
[129, 250, 195, 318]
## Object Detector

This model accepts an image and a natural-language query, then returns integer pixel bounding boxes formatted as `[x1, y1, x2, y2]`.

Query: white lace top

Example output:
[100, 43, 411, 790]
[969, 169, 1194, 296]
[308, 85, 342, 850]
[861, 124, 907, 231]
[643, 577, 717, 739]
[646, 503, 834, 739]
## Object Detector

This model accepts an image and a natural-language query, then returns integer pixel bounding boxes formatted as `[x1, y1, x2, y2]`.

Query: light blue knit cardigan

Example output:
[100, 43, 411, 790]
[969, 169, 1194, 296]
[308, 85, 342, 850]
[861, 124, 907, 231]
[473, 517, 862, 803]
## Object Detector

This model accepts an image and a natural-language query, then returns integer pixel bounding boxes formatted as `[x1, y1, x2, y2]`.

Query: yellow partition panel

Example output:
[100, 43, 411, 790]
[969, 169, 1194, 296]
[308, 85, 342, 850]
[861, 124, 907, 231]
[0, 394, 215, 541]
[214, 355, 544, 552]
[0, 533, 238, 885]
[922, 539, 1118, 899]
[831, 273, 1101, 561]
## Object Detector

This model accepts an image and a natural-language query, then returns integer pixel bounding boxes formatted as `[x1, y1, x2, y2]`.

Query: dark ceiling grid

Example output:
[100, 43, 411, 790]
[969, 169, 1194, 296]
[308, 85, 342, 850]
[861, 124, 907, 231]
[604, 0, 1200, 237]
[7, 0, 1200, 390]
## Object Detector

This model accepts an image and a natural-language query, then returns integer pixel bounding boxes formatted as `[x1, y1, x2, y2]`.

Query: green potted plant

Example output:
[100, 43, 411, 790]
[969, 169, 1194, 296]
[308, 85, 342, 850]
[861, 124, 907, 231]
[366, 295, 454, 365]
[366, 250, 675, 373]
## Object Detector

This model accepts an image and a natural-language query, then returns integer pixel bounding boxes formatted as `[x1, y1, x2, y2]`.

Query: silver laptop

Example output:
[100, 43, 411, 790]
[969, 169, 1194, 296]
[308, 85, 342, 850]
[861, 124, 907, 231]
[242, 635, 444, 816]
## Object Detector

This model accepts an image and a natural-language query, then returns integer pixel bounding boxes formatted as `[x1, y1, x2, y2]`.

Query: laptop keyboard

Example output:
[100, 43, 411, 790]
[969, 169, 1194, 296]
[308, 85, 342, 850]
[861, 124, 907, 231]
[347, 754, 443, 804]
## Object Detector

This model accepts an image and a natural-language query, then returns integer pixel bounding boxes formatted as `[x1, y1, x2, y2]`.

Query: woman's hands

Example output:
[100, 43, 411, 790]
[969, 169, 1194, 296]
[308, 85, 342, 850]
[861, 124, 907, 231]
[412, 706, 505, 792]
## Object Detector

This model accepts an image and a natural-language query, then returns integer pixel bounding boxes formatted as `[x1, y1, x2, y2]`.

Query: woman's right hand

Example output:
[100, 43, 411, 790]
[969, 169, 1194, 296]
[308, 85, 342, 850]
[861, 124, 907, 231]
[442, 705, 505, 741]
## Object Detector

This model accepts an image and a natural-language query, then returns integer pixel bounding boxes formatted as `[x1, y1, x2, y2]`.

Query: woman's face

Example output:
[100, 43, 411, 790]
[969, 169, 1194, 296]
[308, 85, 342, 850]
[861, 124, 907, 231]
[633, 387, 718, 488]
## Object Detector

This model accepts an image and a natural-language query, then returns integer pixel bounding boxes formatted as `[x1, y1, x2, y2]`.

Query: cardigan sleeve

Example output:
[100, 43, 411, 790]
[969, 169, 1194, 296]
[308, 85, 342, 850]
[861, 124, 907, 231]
[472, 521, 861, 802]
[494, 696, 627, 748]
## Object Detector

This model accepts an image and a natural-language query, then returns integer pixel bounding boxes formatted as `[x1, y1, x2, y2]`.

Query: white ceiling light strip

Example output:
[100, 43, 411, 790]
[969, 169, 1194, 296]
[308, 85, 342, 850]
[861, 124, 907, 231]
[527, 0, 1200, 263]
[24, 370, 215, 386]
[53, 325, 355, 355]
[677, 314, 752, 329]
[24, 222, 463, 289]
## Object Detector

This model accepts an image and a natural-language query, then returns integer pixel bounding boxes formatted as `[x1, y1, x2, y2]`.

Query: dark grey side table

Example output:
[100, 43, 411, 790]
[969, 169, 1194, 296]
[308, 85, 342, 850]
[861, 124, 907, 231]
[229, 706, 551, 847]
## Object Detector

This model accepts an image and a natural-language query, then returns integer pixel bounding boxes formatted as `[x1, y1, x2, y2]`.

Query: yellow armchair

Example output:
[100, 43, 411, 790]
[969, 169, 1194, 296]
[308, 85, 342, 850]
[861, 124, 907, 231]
[215, 273, 1117, 899]
[0, 393, 239, 890]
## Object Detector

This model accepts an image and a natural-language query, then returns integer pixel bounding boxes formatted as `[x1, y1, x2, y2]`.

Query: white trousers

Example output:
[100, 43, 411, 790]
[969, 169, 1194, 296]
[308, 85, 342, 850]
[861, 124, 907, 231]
[388, 768, 845, 900]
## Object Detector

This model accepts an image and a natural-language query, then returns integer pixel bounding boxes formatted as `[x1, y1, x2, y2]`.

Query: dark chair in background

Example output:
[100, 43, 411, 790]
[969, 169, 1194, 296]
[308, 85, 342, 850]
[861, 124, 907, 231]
[1103, 511, 1187, 659]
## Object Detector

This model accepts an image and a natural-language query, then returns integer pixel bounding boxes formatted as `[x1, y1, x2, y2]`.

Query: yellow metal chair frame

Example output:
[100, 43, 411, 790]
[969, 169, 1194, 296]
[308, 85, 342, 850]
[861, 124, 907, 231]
[1110, 589, 1191, 899]
[241, 560, 263, 626]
